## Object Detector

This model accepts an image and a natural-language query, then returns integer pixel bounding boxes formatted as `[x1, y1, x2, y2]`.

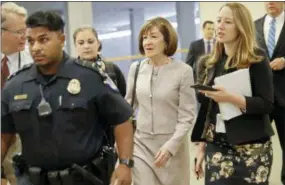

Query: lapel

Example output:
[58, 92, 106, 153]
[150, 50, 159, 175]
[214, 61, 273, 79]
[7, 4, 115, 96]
[272, 12, 285, 58]
[257, 15, 269, 56]
[198, 39, 205, 54]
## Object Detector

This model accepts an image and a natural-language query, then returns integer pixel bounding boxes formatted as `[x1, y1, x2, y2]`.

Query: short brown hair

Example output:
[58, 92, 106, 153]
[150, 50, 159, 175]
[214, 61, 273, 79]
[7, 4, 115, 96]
[202, 20, 214, 29]
[138, 17, 178, 56]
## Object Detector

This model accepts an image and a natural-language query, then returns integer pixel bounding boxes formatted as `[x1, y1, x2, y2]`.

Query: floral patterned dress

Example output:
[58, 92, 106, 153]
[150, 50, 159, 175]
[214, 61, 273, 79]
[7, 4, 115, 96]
[205, 134, 272, 185]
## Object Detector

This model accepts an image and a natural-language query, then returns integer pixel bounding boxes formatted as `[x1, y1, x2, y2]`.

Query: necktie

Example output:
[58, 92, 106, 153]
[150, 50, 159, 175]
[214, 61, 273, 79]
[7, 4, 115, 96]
[1, 55, 10, 88]
[207, 41, 211, 54]
[267, 18, 276, 58]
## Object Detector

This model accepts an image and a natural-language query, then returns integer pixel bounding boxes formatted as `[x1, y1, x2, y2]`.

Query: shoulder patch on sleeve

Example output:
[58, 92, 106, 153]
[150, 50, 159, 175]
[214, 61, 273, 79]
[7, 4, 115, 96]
[7, 63, 33, 81]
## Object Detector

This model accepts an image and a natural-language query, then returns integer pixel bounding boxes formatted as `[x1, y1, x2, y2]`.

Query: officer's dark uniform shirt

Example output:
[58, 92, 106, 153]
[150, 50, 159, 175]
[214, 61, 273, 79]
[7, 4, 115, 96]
[1, 52, 133, 170]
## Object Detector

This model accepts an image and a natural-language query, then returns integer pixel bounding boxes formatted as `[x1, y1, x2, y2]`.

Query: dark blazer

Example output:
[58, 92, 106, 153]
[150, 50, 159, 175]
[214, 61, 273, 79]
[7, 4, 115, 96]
[186, 39, 205, 67]
[186, 39, 205, 80]
[104, 62, 126, 97]
[255, 13, 285, 107]
[191, 49, 275, 144]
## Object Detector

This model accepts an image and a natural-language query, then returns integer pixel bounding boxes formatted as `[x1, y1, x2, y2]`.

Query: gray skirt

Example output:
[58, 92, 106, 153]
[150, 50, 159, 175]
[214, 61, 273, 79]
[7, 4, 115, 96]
[132, 130, 190, 185]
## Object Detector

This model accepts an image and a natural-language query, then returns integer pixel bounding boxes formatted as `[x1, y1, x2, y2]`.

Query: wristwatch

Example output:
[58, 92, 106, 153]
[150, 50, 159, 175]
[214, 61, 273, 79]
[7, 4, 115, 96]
[119, 159, 134, 168]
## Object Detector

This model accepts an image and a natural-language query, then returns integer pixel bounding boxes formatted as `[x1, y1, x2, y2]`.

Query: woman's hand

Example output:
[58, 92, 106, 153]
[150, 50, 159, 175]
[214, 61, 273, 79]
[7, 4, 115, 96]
[1, 179, 8, 185]
[154, 148, 172, 168]
[199, 85, 233, 103]
[194, 142, 206, 180]
[199, 85, 246, 109]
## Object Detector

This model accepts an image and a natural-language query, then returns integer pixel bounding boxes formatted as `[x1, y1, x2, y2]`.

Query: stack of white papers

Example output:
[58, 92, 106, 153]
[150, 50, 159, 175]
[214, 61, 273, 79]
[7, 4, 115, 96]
[214, 68, 252, 120]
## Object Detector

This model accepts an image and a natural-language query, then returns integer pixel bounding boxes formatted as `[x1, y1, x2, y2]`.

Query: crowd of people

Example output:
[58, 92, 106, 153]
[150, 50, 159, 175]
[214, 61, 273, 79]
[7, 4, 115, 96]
[1, 1, 284, 185]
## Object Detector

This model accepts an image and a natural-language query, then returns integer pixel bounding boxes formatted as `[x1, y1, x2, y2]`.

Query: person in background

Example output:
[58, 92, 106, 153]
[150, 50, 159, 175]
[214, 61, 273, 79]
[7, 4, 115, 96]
[125, 17, 197, 185]
[73, 26, 126, 97]
[186, 20, 215, 82]
[1, 2, 33, 185]
[193, 3, 275, 185]
[255, 2, 285, 184]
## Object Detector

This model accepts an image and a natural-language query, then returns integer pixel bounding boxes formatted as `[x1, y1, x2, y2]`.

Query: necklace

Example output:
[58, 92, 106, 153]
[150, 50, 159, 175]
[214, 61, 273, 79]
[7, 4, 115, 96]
[149, 57, 171, 76]
[152, 66, 159, 76]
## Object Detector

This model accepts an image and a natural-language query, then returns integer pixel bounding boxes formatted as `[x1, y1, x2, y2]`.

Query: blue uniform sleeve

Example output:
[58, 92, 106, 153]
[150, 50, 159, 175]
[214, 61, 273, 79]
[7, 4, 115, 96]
[95, 76, 133, 126]
[1, 87, 16, 133]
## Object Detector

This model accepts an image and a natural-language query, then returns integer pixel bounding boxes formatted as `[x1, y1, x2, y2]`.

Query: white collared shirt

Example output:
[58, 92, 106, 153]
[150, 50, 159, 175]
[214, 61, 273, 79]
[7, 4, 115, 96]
[1, 47, 33, 75]
[203, 38, 215, 53]
[263, 11, 285, 47]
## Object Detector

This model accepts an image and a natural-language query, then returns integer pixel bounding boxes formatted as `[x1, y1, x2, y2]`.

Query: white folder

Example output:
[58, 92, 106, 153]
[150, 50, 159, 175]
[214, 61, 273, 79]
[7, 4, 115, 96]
[214, 68, 252, 120]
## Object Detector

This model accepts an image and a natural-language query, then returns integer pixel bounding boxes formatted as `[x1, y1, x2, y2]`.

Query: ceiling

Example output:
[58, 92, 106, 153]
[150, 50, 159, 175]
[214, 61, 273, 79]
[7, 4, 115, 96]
[92, 2, 176, 32]
[15, 1, 176, 33]
[15, 1, 65, 15]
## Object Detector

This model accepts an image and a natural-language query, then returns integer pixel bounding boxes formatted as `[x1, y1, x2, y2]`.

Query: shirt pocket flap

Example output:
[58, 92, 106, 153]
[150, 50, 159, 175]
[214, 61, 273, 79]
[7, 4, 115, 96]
[9, 100, 33, 113]
[60, 98, 88, 110]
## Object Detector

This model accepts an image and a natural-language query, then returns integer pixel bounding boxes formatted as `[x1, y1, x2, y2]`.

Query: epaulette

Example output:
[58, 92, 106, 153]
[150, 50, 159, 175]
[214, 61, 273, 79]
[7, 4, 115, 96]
[7, 63, 33, 81]
[74, 59, 119, 92]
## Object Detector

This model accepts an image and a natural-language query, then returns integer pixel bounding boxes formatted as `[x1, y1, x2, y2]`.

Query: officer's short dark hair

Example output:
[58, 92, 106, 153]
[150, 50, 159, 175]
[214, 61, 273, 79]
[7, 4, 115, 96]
[26, 11, 65, 33]
[139, 17, 178, 57]
[202, 20, 214, 29]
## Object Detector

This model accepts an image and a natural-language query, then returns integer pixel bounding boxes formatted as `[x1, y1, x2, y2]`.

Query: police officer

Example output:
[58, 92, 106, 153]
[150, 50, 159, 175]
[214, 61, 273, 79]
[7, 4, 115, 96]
[1, 11, 134, 185]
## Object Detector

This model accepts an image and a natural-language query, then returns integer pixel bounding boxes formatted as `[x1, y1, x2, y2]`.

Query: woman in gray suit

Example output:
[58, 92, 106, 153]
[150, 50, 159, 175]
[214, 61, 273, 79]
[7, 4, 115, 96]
[125, 17, 197, 185]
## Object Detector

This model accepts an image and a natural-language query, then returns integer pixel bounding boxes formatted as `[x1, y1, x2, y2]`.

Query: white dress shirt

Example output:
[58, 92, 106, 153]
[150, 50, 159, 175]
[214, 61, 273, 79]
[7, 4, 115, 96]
[1, 48, 33, 75]
[203, 38, 215, 53]
[263, 11, 285, 47]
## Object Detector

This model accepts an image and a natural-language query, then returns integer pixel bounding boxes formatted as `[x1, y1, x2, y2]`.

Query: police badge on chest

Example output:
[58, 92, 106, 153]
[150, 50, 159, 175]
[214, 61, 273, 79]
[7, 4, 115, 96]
[67, 79, 81, 95]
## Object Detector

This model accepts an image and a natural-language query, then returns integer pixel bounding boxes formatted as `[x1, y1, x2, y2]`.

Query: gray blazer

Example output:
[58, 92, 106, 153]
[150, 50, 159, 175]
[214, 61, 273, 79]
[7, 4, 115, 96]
[125, 59, 197, 155]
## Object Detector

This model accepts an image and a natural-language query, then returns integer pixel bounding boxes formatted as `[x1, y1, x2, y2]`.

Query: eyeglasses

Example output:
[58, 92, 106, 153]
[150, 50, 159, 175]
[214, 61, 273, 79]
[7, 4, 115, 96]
[1, 28, 26, 37]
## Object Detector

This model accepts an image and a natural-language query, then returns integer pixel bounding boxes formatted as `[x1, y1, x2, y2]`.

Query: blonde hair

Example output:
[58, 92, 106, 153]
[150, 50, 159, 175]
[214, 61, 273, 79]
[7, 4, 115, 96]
[1, 2, 27, 25]
[206, 2, 263, 69]
[138, 17, 178, 56]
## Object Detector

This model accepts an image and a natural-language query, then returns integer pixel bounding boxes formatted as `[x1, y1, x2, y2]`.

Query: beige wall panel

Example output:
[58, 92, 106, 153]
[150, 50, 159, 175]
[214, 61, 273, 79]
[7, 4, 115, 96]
[199, 2, 266, 24]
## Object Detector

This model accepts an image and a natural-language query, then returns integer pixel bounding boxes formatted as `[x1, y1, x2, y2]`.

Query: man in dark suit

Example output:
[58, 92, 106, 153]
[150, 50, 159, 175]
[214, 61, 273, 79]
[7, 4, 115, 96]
[255, 2, 285, 184]
[186, 20, 215, 82]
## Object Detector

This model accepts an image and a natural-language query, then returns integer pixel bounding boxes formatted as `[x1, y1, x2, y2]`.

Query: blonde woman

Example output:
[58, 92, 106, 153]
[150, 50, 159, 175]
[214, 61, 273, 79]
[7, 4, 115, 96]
[125, 17, 196, 185]
[192, 3, 275, 185]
